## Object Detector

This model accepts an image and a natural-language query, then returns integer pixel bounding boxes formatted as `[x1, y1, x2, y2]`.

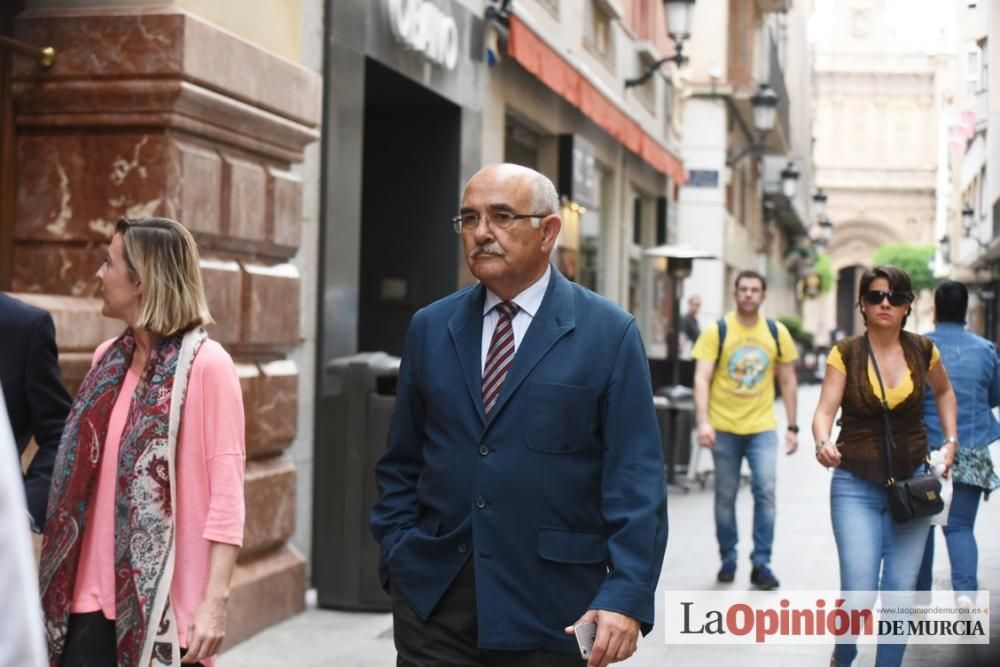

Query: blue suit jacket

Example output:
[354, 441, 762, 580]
[0, 293, 71, 530]
[370, 268, 668, 652]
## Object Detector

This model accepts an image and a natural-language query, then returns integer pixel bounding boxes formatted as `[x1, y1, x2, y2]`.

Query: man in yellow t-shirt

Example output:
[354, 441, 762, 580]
[692, 270, 799, 590]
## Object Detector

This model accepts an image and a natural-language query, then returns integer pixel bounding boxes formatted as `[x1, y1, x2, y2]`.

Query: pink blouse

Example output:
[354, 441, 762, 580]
[71, 338, 245, 665]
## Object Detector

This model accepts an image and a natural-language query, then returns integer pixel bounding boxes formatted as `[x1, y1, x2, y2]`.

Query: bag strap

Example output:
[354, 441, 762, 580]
[766, 319, 782, 358]
[716, 318, 727, 362]
[862, 334, 900, 487]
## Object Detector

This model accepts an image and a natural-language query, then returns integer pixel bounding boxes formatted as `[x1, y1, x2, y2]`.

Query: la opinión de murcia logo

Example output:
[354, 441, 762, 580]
[664, 591, 990, 645]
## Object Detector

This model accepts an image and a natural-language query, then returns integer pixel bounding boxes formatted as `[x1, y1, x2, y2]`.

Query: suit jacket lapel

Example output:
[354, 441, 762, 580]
[486, 269, 576, 424]
[448, 284, 487, 426]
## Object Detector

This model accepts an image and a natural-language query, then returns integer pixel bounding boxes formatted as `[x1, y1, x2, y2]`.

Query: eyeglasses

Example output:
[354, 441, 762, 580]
[862, 290, 912, 307]
[451, 211, 550, 233]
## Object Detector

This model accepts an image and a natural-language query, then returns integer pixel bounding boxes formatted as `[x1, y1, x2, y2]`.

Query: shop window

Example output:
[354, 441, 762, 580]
[967, 49, 981, 95]
[572, 166, 608, 293]
[504, 116, 541, 170]
[585, 1, 615, 68]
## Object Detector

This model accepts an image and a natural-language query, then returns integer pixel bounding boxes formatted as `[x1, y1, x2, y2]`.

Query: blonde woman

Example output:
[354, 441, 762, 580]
[40, 218, 245, 667]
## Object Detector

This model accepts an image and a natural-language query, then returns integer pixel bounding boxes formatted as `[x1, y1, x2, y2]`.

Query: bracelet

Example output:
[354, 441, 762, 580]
[943, 436, 958, 447]
[815, 438, 834, 453]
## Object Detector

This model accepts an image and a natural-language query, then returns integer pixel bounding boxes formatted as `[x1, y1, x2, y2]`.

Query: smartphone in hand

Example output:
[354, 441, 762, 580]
[574, 621, 597, 659]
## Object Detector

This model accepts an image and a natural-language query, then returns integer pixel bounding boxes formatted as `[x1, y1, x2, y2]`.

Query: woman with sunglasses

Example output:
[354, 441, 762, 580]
[812, 265, 957, 667]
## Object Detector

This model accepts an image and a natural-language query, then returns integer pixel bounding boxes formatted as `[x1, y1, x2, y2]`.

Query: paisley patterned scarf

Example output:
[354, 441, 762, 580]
[40, 327, 207, 667]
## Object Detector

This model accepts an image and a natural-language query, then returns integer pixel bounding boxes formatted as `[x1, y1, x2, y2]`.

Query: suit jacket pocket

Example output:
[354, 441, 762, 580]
[536, 526, 607, 564]
[526, 382, 595, 453]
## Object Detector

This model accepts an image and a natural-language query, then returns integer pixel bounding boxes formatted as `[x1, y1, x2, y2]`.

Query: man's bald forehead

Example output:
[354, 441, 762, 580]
[464, 163, 536, 193]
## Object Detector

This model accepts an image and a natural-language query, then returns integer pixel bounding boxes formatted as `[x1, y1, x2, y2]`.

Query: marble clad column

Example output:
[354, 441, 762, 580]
[11, 6, 321, 647]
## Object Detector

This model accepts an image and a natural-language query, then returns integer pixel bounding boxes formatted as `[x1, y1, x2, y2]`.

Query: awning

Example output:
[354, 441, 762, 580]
[508, 16, 686, 185]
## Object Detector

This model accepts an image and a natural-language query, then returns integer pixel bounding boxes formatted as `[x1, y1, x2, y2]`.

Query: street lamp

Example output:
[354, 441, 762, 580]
[813, 189, 828, 218]
[812, 215, 833, 250]
[642, 244, 715, 387]
[625, 0, 696, 87]
[751, 84, 779, 134]
[780, 161, 799, 199]
[726, 84, 780, 165]
[962, 203, 976, 235]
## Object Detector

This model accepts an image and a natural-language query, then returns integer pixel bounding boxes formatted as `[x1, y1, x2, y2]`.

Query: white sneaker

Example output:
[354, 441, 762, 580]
[956, 595, 973, 610]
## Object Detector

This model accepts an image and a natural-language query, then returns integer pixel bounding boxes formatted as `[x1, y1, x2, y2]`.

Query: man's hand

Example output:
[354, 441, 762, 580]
[785, 430, 798, 455]
[182, 595, 228, 663]
[565, 609, 640, 667]
[696, 422, 716, 449]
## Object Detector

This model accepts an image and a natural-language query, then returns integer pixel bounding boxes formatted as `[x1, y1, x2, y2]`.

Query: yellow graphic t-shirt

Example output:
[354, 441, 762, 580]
[691, 313, 798, 434]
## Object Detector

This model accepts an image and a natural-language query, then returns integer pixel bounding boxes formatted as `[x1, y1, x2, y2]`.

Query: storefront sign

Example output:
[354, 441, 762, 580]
[386, 0, 460, 70]
[558, 135, 598, 209]
[686, 169, 719, 188]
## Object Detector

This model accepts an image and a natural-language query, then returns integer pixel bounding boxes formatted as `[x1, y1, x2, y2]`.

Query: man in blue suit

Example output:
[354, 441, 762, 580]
[370, 164, 668, 667]
[0, 293, 71, 532]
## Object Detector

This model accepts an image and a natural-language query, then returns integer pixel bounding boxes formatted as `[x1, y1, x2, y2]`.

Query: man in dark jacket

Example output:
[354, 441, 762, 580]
[0, 293, 72, 531]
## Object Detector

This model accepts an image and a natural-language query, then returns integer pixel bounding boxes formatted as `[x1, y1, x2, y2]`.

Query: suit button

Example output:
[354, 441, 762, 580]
[475, 496, 486, 509]
[458, 543, 468, 554]
[479, 445, 489, 456]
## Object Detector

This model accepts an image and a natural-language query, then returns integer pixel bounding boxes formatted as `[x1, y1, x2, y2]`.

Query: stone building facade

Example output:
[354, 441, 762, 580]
[3, 0, 322, 647]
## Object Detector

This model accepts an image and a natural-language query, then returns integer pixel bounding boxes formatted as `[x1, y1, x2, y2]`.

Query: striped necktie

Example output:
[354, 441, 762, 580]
[482, 301, 519, 416]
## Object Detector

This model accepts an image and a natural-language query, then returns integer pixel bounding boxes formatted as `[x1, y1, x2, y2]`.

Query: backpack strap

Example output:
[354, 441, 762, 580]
[716, 318, 727, 363]
[766, 319, 782, 358]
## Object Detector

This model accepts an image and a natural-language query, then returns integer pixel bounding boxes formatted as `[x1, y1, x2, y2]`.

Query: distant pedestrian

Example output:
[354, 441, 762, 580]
[680, 295, 702, 353]
[0, 384, 47, 667]
[692, 270, 799, 590]
[40, 218, 246, 667]
[813, 265, 958, 667]
[0, 292, 72, 533]
[370, 164, 667, 667]
[916, 280, 1000, 606]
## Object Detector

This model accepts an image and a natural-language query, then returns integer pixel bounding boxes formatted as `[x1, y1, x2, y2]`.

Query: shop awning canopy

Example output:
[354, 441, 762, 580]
[508, 15, 686, 185]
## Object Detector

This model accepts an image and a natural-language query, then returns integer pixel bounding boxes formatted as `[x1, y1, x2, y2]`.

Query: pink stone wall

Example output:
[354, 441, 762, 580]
[10, 5, 321, 648]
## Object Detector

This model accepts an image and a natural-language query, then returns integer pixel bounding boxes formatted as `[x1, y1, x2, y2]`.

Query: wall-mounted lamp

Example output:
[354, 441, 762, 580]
[625, 0, 696, 88]
[942, 204, 991, 258]
[812, 189, 828, 218]
[812, 215, 833, 250]
[725, 84, 779, 166]
[939, 234, 951, 263]
[780, 161, 799, 199]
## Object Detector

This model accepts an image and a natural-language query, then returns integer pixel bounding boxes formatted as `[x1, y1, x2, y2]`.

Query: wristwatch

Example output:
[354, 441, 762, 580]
[787, 425, 800, 434]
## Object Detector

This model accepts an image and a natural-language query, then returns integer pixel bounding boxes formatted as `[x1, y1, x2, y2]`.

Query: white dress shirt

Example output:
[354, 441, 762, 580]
[0, 384, 47, 667]
[481, 265, 551, 375]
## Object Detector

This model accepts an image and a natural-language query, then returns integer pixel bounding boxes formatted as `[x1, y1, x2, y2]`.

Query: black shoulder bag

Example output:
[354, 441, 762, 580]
[863, 335, 944, 523]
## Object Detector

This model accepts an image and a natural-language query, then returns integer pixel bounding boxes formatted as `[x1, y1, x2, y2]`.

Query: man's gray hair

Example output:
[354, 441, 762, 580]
[529, 171, 560, 218]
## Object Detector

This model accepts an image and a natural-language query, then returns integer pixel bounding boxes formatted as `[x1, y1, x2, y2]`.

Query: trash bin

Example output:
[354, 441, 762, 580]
[313, 352, 400, 611]
[654, 385, 695, 489]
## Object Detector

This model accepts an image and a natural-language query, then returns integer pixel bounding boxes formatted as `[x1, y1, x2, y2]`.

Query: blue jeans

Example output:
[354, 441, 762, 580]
[830, 468, 931, 667]
[712, 430, 777, 566]
[916, 482, 983, 592]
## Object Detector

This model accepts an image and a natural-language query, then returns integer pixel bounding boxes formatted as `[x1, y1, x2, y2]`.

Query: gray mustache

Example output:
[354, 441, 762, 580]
[470, 243, 505, 258]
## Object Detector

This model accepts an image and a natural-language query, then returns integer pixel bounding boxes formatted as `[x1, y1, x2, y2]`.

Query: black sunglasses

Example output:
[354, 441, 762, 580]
[862, 290, 911, 307]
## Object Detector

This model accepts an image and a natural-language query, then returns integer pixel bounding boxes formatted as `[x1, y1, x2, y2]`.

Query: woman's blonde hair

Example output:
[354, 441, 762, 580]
[115, 217, 214, 336]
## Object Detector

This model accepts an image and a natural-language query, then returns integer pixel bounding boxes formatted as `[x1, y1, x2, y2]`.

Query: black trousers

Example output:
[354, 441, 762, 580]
[61, 612, 204, 667]
[391, 559, 582, 667]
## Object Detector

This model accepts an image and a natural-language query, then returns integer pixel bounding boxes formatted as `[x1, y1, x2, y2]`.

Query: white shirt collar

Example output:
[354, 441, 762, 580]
[482, 265, 551, 318]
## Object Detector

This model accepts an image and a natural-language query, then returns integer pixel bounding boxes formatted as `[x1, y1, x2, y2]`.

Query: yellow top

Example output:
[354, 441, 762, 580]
[692, 313, 798, 434]
[826, 345, 940, 409]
